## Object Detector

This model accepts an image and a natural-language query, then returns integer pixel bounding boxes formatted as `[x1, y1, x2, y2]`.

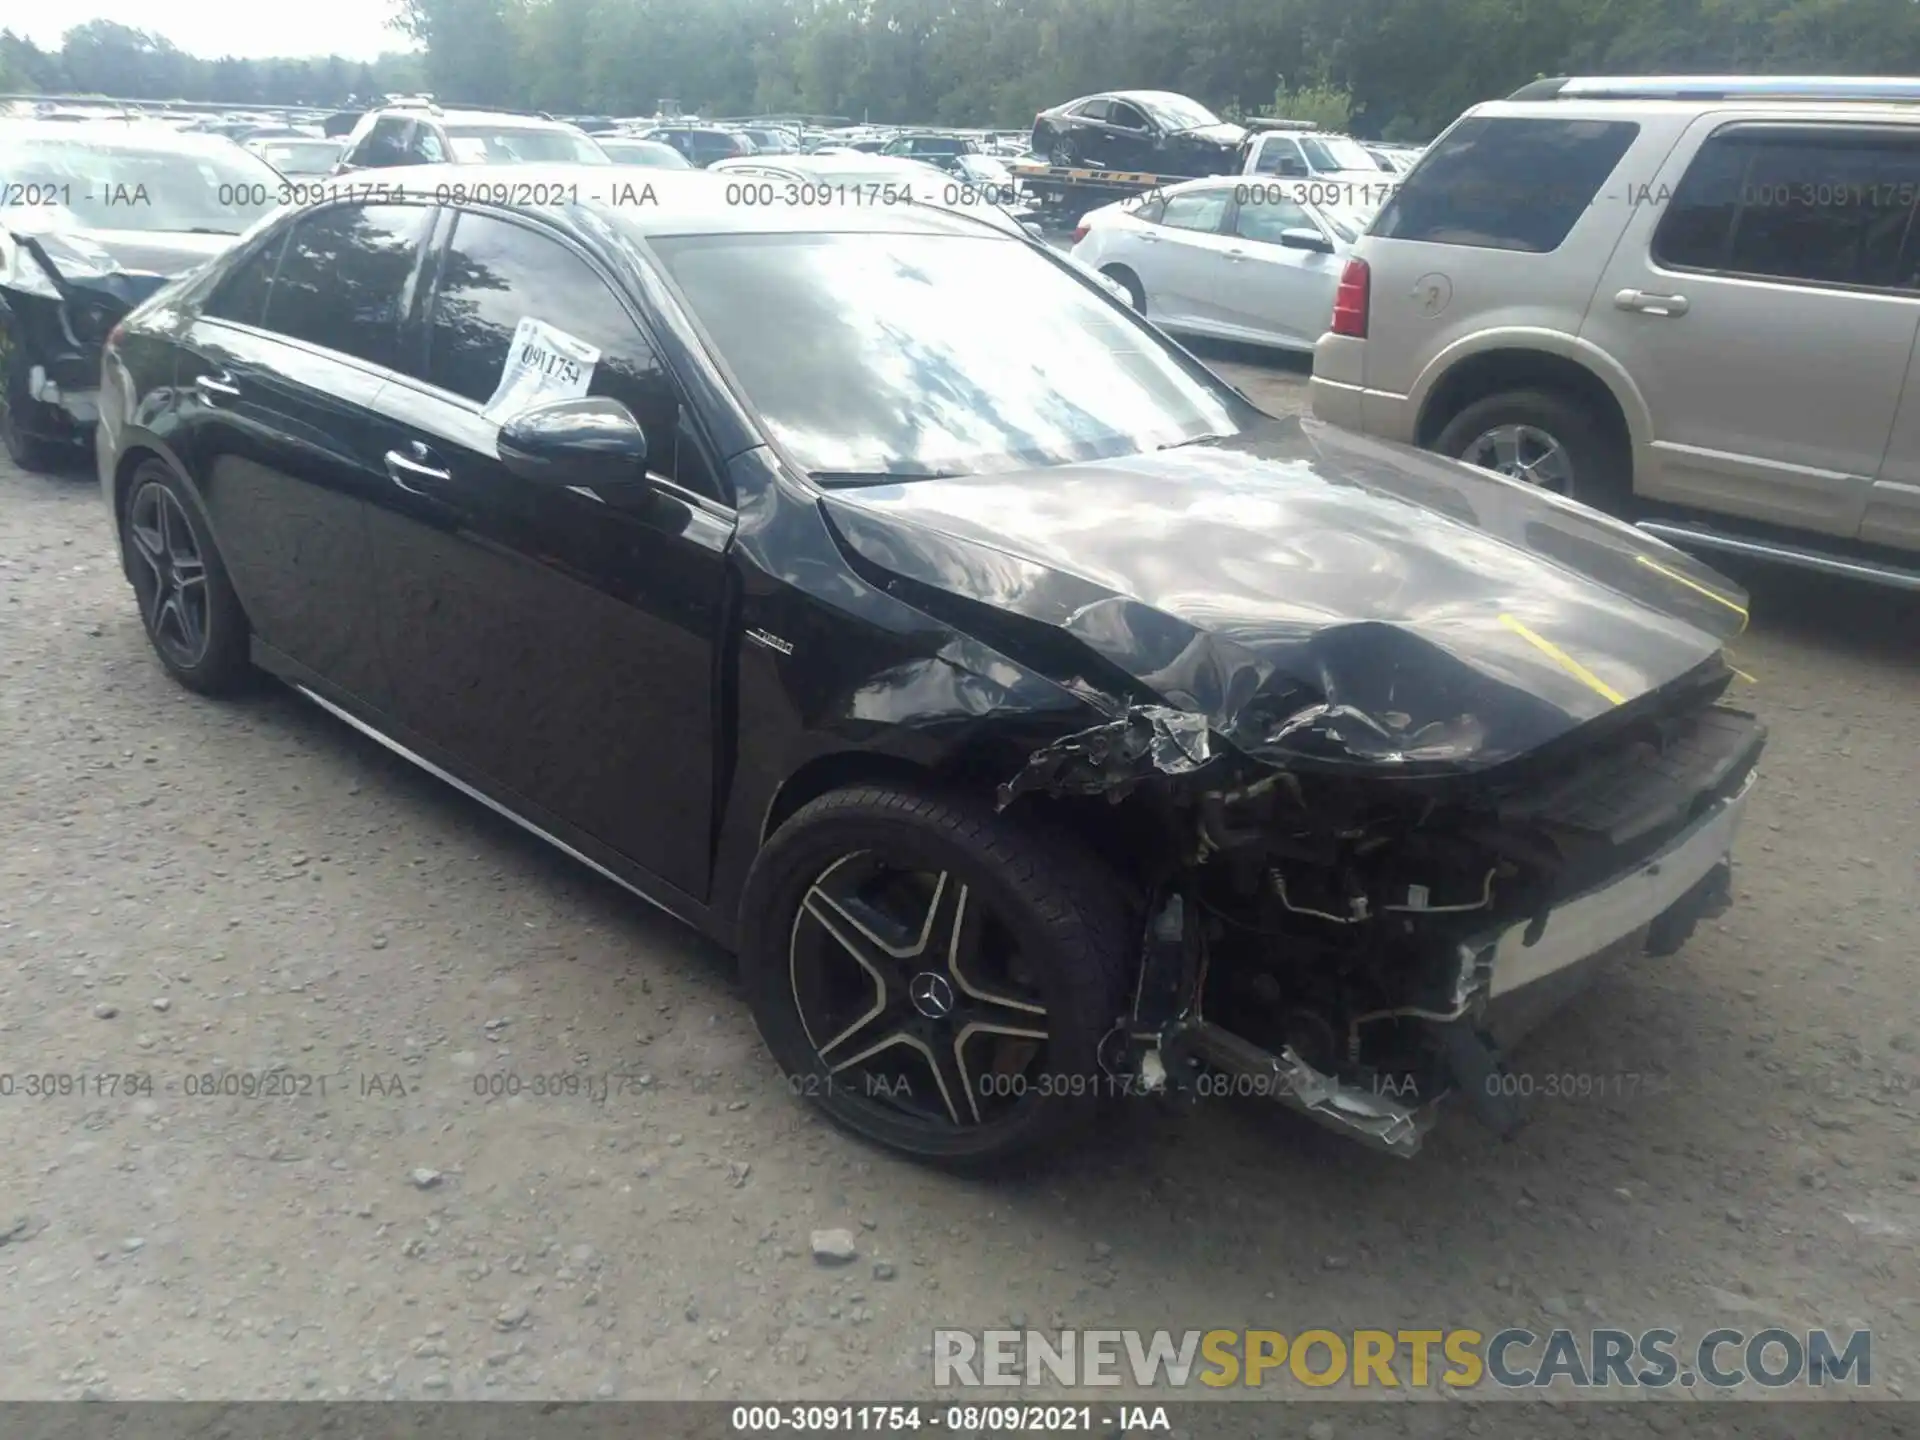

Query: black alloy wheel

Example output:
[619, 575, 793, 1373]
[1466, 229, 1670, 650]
[121, 463, 253, 694]
[740, 785, 1131, 1168]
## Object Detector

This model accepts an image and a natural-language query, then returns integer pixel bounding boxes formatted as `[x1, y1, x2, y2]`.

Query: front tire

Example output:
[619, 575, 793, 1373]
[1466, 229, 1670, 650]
[1432, 388, 1628, 513]
[739, 784, 1132, 1170]
[120, 460, 253, 695]
[1102, 265, 1146, 313]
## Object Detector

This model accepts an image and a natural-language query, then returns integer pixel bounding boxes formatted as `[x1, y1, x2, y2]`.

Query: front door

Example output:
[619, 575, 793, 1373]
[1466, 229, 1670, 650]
[361, 206, 733, 901]
[1219, 191, 1343, 346]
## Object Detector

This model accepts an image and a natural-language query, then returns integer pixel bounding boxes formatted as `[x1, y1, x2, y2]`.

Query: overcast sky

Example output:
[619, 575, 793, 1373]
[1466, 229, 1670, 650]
[16, 1, 416, 61]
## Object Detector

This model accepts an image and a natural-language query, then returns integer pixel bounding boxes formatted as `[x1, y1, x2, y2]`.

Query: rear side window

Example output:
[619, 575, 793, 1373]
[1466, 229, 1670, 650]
[1653, 127, 1920, 289]
[259, 203, 431, 368]
[1372, 116, 1640, 253]
[1159, 190, 1229, 234]
[203, 230, 288, 326]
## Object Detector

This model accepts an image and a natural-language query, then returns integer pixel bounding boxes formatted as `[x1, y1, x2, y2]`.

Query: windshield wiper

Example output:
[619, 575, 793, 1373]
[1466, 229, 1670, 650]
[180, 227, 239, 235]
[813, 469, 965, 488]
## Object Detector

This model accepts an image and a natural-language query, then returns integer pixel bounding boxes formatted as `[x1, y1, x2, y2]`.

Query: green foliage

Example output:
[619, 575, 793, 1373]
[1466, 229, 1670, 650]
[1268, 76, 1354, 133]
[12, 1, 1920, 138]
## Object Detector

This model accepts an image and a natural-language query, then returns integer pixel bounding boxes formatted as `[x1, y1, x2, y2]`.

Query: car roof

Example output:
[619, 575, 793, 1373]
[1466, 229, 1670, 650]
[345, 164, 1017, 240]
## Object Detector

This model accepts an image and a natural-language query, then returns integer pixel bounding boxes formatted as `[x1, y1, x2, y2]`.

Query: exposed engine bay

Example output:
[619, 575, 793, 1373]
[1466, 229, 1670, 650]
[1001, 659, 1766, 1155]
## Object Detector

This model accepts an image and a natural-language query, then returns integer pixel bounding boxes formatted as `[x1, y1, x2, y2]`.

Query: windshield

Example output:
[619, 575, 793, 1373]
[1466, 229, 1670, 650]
[1319, 206, 1371, 242]
[442, 125, 610, 165]
[0, 133, 284, 234]
[1301, 135, 1380, 173]
[1135, 94, 1224, 132]
[650, 231, 1239, 479]
[256, 140, 341, 172]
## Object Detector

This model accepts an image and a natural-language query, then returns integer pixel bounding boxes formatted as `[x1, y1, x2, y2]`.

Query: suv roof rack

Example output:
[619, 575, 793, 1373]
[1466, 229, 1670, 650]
[1511, 75, 1920, 103]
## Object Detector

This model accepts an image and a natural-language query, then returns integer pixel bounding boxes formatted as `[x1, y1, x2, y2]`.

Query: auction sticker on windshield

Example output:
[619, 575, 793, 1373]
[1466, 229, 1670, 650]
[483, 317, 600, 423]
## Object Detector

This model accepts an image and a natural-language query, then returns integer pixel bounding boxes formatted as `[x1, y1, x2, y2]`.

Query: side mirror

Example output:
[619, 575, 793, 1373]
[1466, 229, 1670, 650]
[497, 397, 651, 496]
[1279, 227, 1335, 255]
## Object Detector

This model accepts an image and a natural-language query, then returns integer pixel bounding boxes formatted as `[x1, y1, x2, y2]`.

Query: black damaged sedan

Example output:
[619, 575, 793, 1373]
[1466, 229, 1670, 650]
[97, 166, 1763, 1167]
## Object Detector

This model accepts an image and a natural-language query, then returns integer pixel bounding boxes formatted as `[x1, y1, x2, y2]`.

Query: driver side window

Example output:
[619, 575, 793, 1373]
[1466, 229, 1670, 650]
[1233, 196, 1316, 244]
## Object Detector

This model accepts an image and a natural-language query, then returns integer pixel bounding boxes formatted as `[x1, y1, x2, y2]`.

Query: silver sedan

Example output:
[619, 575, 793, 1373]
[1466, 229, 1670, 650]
[1070, 176, 1373, 353]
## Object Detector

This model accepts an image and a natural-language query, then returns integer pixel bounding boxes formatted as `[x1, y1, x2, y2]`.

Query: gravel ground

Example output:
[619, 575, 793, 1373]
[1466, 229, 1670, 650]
[2, 353, 1917, 1423]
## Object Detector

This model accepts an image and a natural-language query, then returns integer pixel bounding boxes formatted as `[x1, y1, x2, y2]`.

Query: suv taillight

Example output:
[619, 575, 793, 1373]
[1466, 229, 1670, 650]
[1071, 223, 1089, 244]
[1331, 258, 1369, 338]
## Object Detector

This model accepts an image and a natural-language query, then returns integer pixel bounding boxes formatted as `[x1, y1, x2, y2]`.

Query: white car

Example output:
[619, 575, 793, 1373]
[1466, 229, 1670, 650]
[1069, 175, 1371, 352]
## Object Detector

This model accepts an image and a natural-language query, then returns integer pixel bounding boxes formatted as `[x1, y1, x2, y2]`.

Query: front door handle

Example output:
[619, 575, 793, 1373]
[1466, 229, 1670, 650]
[1137, 231, 1159, 243]
[1614, 288, 1690, 316]
[1224, 248, 1247, 261]
[384, 446, 451, 495]
[194, 372, 241, 401]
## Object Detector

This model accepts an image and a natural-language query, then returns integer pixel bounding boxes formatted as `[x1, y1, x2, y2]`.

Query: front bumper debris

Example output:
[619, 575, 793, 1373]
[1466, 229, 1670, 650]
[1144, 772, 1756, 1156]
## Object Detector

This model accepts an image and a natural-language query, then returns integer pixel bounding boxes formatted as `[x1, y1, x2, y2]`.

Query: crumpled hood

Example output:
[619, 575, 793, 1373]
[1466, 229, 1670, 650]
[1171, 123, 1247, 151]
[819, 418, 1750, 774]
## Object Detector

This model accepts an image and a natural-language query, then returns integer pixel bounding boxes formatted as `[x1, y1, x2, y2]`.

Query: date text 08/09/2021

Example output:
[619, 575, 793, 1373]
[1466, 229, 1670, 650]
[730, 1404, 1156, 1433]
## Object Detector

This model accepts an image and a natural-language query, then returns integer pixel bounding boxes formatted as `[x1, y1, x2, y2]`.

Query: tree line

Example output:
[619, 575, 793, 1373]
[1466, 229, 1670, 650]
[9, 0, 1920, 141]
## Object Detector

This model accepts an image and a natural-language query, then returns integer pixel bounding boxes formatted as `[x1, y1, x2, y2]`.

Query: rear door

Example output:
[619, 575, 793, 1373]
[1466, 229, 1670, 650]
[360, 206, 733, 900]
[1132, 185, 1236, 329]
[1218, 190, 1342, 346]
[175, 201, 435, 705]
[1585, 119, 1920, 536]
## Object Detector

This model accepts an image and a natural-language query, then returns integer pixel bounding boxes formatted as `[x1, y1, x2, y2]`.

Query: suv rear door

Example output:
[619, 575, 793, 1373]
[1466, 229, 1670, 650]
[1583, 116, 1920, 538]
[1341, 109, 1652, 442]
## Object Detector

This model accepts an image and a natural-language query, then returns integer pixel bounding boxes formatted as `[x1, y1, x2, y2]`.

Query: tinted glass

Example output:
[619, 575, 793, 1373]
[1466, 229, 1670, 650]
[203, 229, 288, 326]
[1075, 99, 1112, 122]
[352, 116, 413, 168]
[0, 131, 283, 234]
[1109, 103, 1150, 130]
[648, 231, 1239, 478]
[426, 212, 665, 410]
[1254, 139, 1307, 176]
[260, 204, 431, 367]
[441, 125, 608, 165]
[1654, 128, 1920, 289]
[1135, 94, 1221, 131]
[1160, 189, 1230, 233]
[1372, 116, 1639, 253]
[1234, 195, 1316, 243]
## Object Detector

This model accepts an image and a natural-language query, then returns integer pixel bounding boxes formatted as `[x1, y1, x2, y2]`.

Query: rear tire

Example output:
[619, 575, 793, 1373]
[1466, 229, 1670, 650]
[739, 784, 1133, 1171]
[1049, 135, 1079, 167]
[120, 460, 254, 696]
[1102, 265, 1146, 313]
[1432, 388, 1629, 514]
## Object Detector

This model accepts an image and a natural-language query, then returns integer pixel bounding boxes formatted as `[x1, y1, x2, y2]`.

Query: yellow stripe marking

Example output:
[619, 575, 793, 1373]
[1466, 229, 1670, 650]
[1730, 666, 1758, 684]
[1498, 614, 1628, 705]
[1635, 554, 1750, 632]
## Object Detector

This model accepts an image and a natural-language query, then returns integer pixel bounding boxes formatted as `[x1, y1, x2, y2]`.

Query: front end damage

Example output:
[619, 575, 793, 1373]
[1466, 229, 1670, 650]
[1001, 675, 1763, 1157]
[1, 230, 174, 454]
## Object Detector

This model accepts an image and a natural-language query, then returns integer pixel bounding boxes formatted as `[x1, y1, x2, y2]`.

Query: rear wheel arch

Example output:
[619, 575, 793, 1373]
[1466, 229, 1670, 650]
[1416, 348, 1632, 459]
[1100, 264, 1146, 312]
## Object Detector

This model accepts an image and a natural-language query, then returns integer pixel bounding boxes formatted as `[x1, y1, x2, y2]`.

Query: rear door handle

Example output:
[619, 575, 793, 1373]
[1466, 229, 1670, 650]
[1224, 248, 1247, 261]
[194, 372, 241, 401]
[1137, 231, 1159, 242]
[384, 446, 451, 495]
[1614, 288, 1690, 316]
